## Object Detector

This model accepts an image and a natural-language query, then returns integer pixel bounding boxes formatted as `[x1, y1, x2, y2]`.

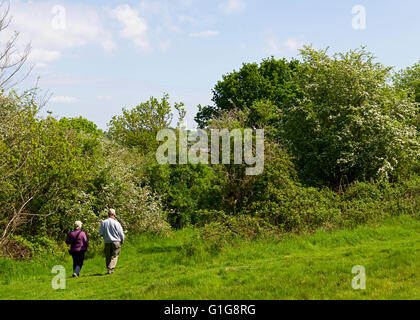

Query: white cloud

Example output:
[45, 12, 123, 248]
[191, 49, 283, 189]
[179, 0, 197, 6]
[97, 95, 113, 101]
[13, 1, 114, 49]
[28, 48, 61, 68]
[158, 39, 172, 51]
[265, 37, 303, 56]
[101, 39, 117, 53]
[2, 0, 116, 67]
[0, 0, 230, 62]
[284, 39, 301, 51]
[35, 63, 48, 69]
[30, 49, 61, 63]
[50, 96, 78, 103]
[139, 0, 180, 33]
[189, 30, 219, 38]
[135, 0, 185, 52]
[177, 15, 196, 25]
[112, 4, 150, 51]
[220, 0, 246, 14]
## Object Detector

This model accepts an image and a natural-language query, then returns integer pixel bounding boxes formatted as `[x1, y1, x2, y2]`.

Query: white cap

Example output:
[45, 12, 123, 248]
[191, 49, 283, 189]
[108, 208, 116, 216]
[74, 221, 82, 229]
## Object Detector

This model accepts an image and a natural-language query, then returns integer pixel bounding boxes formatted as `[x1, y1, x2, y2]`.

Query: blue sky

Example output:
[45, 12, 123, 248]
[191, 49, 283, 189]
[5, 0, 420, 129]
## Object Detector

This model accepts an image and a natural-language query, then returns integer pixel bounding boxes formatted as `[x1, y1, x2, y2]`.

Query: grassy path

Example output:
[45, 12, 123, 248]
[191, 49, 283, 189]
[0, 215, 419, 300]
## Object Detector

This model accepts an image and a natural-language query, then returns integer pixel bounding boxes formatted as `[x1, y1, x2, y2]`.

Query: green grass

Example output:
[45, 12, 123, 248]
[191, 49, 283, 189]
[0, 215, 419, 300]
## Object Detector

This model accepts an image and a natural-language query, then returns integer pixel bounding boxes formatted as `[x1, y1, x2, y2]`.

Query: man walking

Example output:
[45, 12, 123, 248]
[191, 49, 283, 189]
[99, 209, 125, 274]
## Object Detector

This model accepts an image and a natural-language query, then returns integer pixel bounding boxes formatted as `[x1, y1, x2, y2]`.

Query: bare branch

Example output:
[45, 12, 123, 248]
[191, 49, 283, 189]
[0, 0, 32, 90]
[19, 212, 54, 217]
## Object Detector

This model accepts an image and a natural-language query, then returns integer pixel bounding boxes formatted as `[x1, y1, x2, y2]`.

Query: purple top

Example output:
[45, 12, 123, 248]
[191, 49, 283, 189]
[65, 230, 88, 252]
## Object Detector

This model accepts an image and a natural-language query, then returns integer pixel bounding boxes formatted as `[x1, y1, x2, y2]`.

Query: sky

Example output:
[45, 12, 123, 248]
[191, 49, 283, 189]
[3, 0, 420, 129]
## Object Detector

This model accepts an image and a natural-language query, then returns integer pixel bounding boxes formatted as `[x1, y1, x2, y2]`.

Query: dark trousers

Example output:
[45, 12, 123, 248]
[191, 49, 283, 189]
[71, 251, 85, 275]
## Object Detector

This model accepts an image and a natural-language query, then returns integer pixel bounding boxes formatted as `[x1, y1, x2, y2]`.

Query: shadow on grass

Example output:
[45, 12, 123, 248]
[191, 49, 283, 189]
[83, 273, 108, 278]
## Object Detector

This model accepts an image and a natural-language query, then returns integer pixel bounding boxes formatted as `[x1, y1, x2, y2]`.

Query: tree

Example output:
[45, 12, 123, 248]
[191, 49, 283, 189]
[0, 92, 93, 244]
[0, 90, 171, 245]
[108, 94, 184, 154]
[394, 61, 420, 104]
[59, 116, 103, 136]
[195, 57, 299, 129]
[204, 108, 296, 217]
[284, 46, 419, 186]
[394, 62, 420, 131]
[0, 1, 32, 90]
[146, 162, 223, 228]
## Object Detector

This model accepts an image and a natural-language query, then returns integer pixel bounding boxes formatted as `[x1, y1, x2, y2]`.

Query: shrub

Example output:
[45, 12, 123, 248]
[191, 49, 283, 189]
[146, 162, 224, 229]
[199, 215, 281, 243]
[1, 235, 62, 260]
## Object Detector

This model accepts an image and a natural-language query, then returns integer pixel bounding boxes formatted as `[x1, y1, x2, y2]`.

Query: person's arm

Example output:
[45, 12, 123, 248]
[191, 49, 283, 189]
[65, 232, 72, 245]
[99, 221, 104, 237]
[83, 232, 89, 251]
[118, 222, 125, 244]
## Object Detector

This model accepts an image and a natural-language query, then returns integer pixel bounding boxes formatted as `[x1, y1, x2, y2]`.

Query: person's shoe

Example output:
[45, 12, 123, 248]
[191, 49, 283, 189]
[73, 273, 78, 278]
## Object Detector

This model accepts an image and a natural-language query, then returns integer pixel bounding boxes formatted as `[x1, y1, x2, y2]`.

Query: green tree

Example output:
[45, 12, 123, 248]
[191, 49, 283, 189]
[0, 90, 171, 246]
[284, 46, 419, 186]
[394, 62, 420, 131]
[59, 116, 103, 136]
[108, 94, 184, 154]
[0, 92, 94, 243]
[195, 57, 300, 130]
[146, 162, 223, 229]
[394, 61, 420, 104]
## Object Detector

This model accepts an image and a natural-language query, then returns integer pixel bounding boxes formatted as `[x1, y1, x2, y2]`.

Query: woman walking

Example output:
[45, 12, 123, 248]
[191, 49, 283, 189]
[66, 221, 88, 278]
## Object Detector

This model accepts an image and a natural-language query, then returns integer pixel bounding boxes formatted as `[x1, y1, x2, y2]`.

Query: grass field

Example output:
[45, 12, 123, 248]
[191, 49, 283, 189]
[0, 215, 419, 300]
